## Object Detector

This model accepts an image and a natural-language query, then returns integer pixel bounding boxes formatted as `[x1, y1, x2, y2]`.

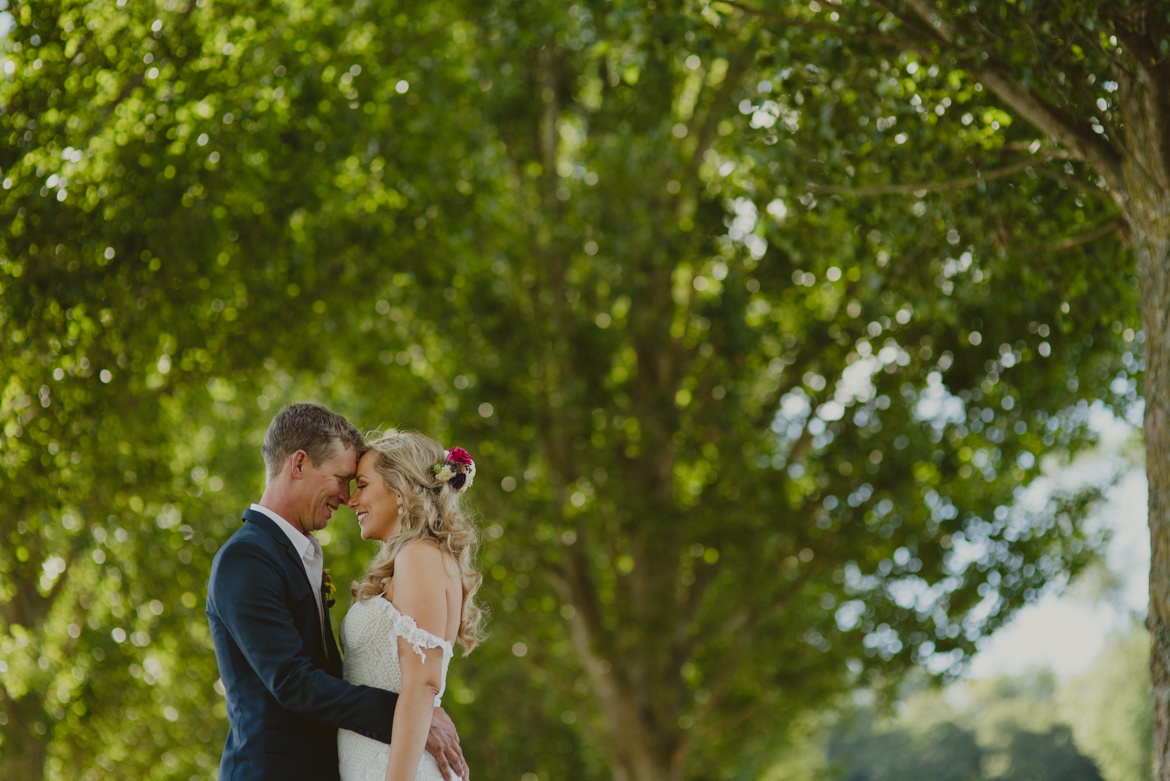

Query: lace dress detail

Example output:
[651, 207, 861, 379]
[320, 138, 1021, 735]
[338, 597, 456, 781]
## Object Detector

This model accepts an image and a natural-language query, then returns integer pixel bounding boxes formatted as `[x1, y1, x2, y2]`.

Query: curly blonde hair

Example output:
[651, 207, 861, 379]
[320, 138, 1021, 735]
[350, 431, 486, 654]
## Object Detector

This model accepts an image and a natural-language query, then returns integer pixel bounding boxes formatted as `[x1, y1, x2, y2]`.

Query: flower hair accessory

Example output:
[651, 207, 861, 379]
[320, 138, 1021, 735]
[433, 446, 476, 494]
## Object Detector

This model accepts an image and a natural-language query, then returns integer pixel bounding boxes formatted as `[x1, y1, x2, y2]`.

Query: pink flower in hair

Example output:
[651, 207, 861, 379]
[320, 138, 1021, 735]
[446, 447, 473, 466]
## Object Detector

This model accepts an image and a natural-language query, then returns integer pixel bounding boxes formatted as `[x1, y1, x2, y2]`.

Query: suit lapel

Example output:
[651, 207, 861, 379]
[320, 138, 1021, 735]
[243, 509, 329, 657]
[322, 599, 342, 675]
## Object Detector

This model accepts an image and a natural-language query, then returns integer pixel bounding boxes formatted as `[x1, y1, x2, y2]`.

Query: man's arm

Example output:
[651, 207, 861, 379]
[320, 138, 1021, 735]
[209, 540, 398, 742]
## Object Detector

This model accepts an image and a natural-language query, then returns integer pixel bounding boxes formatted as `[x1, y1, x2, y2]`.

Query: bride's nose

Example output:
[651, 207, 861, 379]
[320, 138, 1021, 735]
[346, 489, 359, 508]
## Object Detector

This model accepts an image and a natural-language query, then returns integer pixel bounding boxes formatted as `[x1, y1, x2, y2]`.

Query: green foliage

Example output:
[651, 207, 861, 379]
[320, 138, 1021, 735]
[829, 712, 985, 781]
[770, 626, 1153, 781]
[821, 673, 1105, 781]
[0, 0, 1145, 779]
[1059, 624, 1154, 781]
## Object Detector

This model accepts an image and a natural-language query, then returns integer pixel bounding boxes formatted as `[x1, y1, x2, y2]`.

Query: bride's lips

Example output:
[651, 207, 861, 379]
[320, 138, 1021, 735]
[356, 511, 368, 524]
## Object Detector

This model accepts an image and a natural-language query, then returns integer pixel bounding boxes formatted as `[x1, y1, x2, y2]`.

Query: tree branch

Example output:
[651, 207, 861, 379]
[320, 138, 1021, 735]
[1004, 141, 1078, 158]
[1045, 218, 1126, 252]
[545, 556, 660, 775]
[973, 66, 1125, 193]
[522, 644, 613, 754]
[678, 559, 720, 649]
[713, 0, 936, 56]
[717, 0, 1130, 195]
[1035, 164, 1109, 195]
[807, 158, 1047, 196]
[689, 565, 817, 730]
[689, 54, 746, 169]
[45, 548, 80, 614]
[1051, 0, 1129, 71]
[551, 535, 615, 660]
[901, 0, 954, 42]
[866, 0, 952, 49]
[879, 0, 1130, 193]
[1111, 12, 1164, 68]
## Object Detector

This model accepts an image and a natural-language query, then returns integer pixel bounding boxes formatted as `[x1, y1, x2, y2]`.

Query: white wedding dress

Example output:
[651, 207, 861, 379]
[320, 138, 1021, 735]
[338, 596, 455, 781]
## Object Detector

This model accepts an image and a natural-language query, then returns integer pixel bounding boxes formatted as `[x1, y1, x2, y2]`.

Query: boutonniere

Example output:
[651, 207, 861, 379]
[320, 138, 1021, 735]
[321, 569, 336, 609]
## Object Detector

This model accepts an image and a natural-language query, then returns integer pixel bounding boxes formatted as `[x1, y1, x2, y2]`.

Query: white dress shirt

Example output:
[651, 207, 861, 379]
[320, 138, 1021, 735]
[250, 503, 327, 646]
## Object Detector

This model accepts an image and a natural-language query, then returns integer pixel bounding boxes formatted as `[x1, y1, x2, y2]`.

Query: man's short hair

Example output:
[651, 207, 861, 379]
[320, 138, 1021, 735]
[261, 402, 363, 479]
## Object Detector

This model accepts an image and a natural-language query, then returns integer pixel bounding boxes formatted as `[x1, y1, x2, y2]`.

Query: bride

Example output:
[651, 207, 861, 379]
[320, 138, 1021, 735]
[339, 432, 484, 781]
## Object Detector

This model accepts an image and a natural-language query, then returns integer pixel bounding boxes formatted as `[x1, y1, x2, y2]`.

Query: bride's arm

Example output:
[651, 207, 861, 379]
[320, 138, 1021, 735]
[384, 540, 452, 781]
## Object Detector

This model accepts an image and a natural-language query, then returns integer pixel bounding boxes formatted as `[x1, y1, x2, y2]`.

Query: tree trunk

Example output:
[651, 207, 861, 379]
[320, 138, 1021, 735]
[1, 565, 60, 781]
[0, 695, 48, 781]
[557, 557, 683, 781]
[1137, 191, 1170, 780]
[1114, 53, 1170, 781]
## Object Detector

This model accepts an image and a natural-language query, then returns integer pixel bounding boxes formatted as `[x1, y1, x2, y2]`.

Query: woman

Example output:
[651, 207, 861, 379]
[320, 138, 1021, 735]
[338, 431, 485, 781]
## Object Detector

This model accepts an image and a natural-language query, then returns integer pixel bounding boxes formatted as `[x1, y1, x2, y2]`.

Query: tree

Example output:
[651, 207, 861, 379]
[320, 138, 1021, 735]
[823, 671, 1106, 781]
[0, 0, 474, 776]
[0, 1, 1140, 779]
[367, 3, 1132, 778]
[705, 0, 1170, 774]
[827, 714, 985, 780]
[1060, 623, 1154, 781]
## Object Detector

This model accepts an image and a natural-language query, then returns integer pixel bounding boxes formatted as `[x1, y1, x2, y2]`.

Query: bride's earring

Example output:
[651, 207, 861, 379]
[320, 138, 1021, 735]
[398, 504, 404, 517]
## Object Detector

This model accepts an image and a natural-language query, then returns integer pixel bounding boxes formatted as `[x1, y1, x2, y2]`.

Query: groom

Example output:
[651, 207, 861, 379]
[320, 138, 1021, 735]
[206, 402, 468, 781]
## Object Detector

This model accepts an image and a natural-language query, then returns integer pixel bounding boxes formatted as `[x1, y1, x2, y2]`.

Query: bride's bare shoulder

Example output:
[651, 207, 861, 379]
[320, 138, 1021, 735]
[397, 538, 444, 561]
[390, 540, 458, 589]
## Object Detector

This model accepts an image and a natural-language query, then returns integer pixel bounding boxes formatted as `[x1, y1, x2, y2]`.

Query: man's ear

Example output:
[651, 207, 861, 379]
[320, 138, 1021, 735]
[289, 450, 308, 480]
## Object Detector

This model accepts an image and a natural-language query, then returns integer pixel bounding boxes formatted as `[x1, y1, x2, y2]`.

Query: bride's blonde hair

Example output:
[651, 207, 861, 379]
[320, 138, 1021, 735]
[350, 430, 486, 654]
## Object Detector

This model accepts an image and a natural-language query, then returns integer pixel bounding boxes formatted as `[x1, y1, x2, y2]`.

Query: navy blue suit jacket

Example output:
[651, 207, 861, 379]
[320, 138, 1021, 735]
[207, 508, 398, 781]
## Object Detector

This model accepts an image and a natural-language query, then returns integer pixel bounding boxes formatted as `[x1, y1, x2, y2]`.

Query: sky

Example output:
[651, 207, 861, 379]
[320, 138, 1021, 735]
[967, 413, 1148, 680]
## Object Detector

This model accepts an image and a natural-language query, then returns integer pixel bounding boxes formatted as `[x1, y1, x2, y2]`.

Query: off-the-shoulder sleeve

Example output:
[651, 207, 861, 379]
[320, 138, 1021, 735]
[374, 598, 455, 707]
[376, 598, 455, 662]
[393, 607, 454, 662]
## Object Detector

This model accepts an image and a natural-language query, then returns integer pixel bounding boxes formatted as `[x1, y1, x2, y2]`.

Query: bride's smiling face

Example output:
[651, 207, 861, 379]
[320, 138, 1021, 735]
[347, 452, 402, 542]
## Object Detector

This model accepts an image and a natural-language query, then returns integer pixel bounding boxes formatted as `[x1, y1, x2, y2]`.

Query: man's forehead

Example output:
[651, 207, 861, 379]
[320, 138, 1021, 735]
[325, 440, 359, 470]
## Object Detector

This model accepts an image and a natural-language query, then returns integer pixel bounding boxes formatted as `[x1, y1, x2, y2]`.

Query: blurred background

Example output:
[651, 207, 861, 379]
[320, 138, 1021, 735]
[0, 1, 1149, 779]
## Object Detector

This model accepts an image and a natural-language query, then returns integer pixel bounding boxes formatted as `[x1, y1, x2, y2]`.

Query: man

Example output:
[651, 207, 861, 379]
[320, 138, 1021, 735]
[207, 402, 468, 781]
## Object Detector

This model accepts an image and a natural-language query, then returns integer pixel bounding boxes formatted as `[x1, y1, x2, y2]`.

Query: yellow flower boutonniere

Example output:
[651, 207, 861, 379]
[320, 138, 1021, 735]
[321, 569, 336, 609]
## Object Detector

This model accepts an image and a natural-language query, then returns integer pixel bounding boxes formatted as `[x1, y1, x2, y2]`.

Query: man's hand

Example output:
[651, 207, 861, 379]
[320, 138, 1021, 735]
[425, 706, 469, 781]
